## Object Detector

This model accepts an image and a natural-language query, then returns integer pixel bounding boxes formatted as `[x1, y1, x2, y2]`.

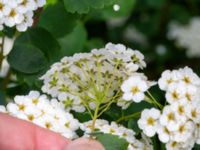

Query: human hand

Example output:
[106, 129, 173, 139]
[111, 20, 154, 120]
[0, 113, 105, 150]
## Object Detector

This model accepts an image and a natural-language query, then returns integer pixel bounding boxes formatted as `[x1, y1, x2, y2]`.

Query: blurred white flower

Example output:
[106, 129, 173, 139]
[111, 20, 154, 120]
[123, 25, 148, 46]
[156, 44, 167, 56]
[0, 105, 6, 113]
[168, 17, 200, 58]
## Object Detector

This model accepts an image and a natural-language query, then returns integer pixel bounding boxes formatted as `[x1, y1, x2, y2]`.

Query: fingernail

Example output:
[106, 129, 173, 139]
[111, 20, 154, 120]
[64, 138, 105, 150]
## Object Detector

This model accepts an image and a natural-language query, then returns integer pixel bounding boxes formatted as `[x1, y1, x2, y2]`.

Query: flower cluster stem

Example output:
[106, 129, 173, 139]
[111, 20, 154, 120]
[116, 112, 141, 123]
[91, 103, 100, 131]
[145, 91, 163, 109]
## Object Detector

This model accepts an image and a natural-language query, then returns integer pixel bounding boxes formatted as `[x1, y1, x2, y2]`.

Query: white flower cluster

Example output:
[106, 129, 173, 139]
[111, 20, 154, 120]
[0, 0, 46, 32]
[0, 91, 79, 139]
[138, 67, 200, 150]
[168, 17, 200, 58]
[41, 43, 149, 112]
[80, 119, 153, 150]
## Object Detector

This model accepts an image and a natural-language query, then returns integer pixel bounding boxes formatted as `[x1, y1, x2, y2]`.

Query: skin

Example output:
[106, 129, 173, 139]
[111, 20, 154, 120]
[0, 113, 105, 150]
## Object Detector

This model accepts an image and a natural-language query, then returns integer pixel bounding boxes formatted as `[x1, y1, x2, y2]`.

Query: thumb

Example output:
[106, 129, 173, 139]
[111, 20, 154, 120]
[65, 138, 105, 150]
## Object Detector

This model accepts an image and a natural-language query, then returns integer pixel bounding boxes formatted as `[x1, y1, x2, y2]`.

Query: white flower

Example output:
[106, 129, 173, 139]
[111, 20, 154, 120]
[165, 82, 185, 104]
[171, 121, 195, 142]
[168, 18, 200, 58]
[58, 93, 85, 113]
[0, 105, 6, 113]
[170, 101, 187, 123]
[138, 108, 160, 137]
[34, 114, 57, 131]
[121, 76, 149, 103]
[186, 102, 200, 123]
[166, 141, 180, 150]
[0, 0, 9, 17]
[125, 62, 139, 74]
[16, 11, 33, 32]
[7, 103, 25, 116]
[117, 99, 131, 109]
[195, 124, 200, 144]
[101, 122, 121, 135]
[34, 0, 46, 8]
[24, 106, 42, 121]
[4, 7, 24, 27]
[159, 105, 181, 131]
[179, 66, 200, 86]
[158, 70, 181, 91]
[157, 125, 171, 143]
[17, 0, 35, 13]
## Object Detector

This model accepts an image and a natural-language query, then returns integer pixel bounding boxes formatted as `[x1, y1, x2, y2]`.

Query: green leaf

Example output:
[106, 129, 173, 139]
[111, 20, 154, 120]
[170, 5, 191, 24]
[194, 144, 200, 150]
[63, 0, 115, 14]
[7, 44, 47, 74]
[160, 143, 166, 150]
[146, 0, 166, 8]
[38, 2, 77, 38]
[125, 101, 152, 115]
[72, 112, 91, 123]
[84, 38, 104, 51]
[152, 136, 160, 150]
[58, 22, 87, 56]
[0, 90, 6, 105]
[95, 133, 129, 150]
[8, 27, 60, 86]
[15, 27, 60, 63]
[104, 104, 122, 120]
[128, 119, 141, 135]
[46, 0, 58, 5]
[3, 26, 16, 38]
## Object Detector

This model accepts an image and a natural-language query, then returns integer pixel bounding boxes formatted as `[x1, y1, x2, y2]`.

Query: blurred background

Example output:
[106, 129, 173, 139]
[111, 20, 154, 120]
[1, 0, 200, 105]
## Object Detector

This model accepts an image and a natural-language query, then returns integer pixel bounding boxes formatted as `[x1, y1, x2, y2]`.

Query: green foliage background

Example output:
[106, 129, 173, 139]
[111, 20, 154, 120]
[1, 0, 200, 149]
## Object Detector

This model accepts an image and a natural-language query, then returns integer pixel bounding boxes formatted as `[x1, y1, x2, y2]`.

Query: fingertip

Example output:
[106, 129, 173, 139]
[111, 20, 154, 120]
[65, 138, 105, 150]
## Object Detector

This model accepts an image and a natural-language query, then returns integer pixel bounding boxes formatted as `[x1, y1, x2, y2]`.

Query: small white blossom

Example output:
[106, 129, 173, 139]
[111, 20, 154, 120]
[171, 121, 195, 142]
[121, 76, 149, 103]
[138, 108, 160, 137]
[157, 125, 171, 143]
[158, 70, 181, 91]
[159, 105, 181, 131]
